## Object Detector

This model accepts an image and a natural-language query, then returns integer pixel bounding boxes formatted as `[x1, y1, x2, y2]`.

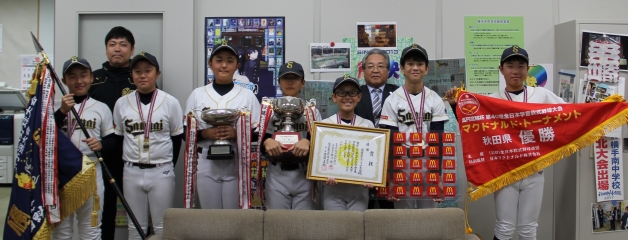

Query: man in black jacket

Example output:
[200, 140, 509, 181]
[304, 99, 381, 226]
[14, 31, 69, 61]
[354, 48, 398, 209]
[89, 26, 136, 240]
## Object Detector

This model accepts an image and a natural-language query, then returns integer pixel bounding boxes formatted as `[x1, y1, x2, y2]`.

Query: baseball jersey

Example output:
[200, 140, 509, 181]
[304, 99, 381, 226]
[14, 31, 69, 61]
[379, 87, 449, 145]
[489, 86, 565, 104]
[113, 89, 184, 164]
[321, 114, 374, 128]
[265, 106, 321, 139]
[184, 84, 261, 150]
[60, 98, 114, 160]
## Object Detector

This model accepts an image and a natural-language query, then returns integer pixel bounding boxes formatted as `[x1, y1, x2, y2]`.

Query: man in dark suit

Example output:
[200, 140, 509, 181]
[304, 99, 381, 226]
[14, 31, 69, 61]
[597, 205, 605, 228]
[621, 206, 628, 230]
[610, 207, 618, 230]
[354, 48, 398, 209]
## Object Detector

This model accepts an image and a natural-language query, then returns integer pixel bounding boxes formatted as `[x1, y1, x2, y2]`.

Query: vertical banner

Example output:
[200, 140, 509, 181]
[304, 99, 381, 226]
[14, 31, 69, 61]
[464, 16, 524, 95]
[594, 137, 624, 202]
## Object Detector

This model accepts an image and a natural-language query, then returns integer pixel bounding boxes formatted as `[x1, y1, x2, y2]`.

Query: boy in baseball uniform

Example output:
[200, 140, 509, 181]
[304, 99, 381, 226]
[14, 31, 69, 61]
[185, 41, 260, 209]
[379, 43, 449, 209]
[51, 57, 114, 240]
[446, 46, 564, 240]
[261, 61, 321, 210]
[321, 75, 374, 211]
[113, 52, 183, 239]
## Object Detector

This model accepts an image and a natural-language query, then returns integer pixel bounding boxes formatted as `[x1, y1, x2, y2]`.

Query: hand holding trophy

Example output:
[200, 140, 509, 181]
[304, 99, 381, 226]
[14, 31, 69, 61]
[269, 96, 309, 162]
[201, 108, 241, 160]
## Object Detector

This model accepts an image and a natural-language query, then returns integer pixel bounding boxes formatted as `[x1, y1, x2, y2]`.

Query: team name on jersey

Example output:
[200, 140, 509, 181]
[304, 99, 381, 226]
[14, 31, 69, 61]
[271, 119, 308, 132]
[60, 118, 98, 130]
[397, 108, 433, 126]
[124, 119, 165, 136]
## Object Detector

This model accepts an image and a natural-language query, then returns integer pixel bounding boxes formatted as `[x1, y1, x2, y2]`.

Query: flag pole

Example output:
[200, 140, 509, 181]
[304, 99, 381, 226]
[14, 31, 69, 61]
[30, 32, 147, 240]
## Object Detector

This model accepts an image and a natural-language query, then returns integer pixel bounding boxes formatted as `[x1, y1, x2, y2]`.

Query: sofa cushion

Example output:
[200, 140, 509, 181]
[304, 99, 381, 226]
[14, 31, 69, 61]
[162, 208, 264, 240]
[264, 210, 364, 240]
[364, 208, 466, 240]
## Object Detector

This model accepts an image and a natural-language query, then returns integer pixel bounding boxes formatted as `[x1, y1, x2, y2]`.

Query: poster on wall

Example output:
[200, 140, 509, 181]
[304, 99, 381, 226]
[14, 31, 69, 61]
[310, 43, 351, 73]
[558, 71, 576, 103]
[205, 17, 285, 101]
[578, 77, 625, 138]
[299, 80, 337, 120]
[20, 54, 41, 90]
[356, 22, 397, 51]
[593, 137, 624, 202]
[424, 59, 466, 98]
[580, 31, 628, 71]
[591, 200, 628, 232]
[498, 64, 554, 94]
[464, 16, 524, 95]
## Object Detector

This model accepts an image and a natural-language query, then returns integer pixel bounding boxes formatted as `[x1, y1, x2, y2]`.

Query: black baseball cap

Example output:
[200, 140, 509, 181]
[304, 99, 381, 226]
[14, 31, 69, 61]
[278, 61, 304, 79]
[500, 45, 529, 64]
[130, 51, 160, 72]
[62, 56, 92, 75]
[210, 39, 239, 63]
[400, 43, 429, 65]
[333, 74, 360, 92]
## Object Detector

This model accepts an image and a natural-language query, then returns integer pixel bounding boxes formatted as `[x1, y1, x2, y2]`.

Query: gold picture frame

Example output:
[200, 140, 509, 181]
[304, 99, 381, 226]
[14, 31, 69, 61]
[306, 122, 390, 187]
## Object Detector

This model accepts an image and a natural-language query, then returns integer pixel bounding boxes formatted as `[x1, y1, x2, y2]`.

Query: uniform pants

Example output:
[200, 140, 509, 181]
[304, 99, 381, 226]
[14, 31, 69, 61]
[265, 163, 313, 210]
[323, 183, 369, 211]
[52, 164, 104, 240]
[123, 162, 175, 240]
[197, 157, 240, 209]
[494, 172, 544, 240]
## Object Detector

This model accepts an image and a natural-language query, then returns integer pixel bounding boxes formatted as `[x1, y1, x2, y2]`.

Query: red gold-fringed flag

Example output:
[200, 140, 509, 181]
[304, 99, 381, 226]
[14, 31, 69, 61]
[456, 91, 628, 201]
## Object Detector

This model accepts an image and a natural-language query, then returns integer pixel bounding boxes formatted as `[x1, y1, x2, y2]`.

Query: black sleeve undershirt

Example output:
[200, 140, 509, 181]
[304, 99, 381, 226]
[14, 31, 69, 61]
[171, 134, 183, 167]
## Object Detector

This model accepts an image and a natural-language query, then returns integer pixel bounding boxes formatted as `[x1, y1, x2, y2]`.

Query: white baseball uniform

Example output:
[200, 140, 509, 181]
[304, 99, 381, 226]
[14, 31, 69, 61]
[113, 89, 183, 240]
[321, 114, 373, 212]
[264, 107, 321, 210]
[184, 84, 260, 209]
[489, 86, 564, 240]
[52, 98, 111, 240]
[379, 86, 449, 209]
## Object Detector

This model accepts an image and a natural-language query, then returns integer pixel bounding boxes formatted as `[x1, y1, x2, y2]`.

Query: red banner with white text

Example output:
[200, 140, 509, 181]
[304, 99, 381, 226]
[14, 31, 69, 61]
[456, 91, 628, 201]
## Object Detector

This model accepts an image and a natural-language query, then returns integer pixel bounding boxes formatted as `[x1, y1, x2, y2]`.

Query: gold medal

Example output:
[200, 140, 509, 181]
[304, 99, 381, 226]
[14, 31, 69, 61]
[143, 139, 149, 151]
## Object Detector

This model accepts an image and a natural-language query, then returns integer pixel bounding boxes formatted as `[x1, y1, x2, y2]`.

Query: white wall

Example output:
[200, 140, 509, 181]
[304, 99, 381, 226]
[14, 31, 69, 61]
[25, 0, 628, 239]
[0, 0, 38, 91]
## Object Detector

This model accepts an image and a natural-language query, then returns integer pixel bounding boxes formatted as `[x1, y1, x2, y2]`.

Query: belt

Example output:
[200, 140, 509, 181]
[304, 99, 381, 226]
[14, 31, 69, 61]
[271, 162, 304, 171]
[126, 162, 160, 169]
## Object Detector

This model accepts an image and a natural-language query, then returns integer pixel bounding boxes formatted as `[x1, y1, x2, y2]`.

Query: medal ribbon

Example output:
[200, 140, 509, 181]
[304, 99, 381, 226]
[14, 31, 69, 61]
[237, 110, 252, 209]
[256, 98, 273, 200]
[402, 86, 426, 133]
[67, 96, 89, 138]
[504, 87, 528, 103]
[336, 114, 356, 126]
[135, 91, 158, 147]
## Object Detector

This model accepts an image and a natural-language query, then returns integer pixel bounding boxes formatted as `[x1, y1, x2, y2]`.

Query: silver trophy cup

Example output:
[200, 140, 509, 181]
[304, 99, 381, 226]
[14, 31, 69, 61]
[200, 109, 241, 158]
[272, 96, 306, 132]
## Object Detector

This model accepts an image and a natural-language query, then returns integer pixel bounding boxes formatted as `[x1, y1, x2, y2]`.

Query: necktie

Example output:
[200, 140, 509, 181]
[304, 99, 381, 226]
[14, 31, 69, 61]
[372, 88, 382, 127]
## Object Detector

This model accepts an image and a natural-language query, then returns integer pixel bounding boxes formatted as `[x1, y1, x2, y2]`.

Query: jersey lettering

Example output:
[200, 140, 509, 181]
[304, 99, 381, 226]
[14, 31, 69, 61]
[60, 118, 98, 130]
[271, 119, 308, 132]
[124, 119, 165, 136]
[396, 109, 433, 126]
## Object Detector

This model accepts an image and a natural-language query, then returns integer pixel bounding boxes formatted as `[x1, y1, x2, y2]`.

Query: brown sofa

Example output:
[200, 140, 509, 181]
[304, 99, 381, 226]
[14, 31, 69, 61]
[148, 208, 481, 240]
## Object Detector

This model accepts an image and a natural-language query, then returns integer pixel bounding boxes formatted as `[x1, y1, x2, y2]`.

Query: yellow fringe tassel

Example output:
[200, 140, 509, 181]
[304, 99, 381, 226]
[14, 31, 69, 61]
[91, 184, 100, 227]
[468, 107, 628, 201]
[57, 165, 97, 222]
[32, 218, 51, 240]
[464, 189, 473, 234]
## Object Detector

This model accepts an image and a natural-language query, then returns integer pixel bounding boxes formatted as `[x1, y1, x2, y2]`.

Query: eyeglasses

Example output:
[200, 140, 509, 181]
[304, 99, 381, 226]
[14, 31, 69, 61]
[334, 91, 359, 97]
[366, 65, 387, 71]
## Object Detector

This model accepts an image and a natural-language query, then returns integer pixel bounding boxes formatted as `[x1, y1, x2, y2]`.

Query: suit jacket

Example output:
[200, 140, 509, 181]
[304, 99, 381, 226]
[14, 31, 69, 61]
[355, 83, 399, 123]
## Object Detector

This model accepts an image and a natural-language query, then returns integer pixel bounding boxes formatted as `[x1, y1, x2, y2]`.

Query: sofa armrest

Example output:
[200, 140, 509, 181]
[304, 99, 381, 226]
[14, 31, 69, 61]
[465, 233, 481, 240]
[146, 234, 162, 240]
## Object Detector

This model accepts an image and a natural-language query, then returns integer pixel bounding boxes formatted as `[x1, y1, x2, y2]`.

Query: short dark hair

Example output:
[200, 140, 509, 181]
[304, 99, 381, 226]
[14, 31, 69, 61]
[500, 55, 528, 66]
[400, 51, 428, 67]
[105, 26, 135, 47]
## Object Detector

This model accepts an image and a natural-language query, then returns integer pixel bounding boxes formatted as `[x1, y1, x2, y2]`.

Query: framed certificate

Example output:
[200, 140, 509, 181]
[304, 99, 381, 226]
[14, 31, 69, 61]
[307, 122, 390, 187]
